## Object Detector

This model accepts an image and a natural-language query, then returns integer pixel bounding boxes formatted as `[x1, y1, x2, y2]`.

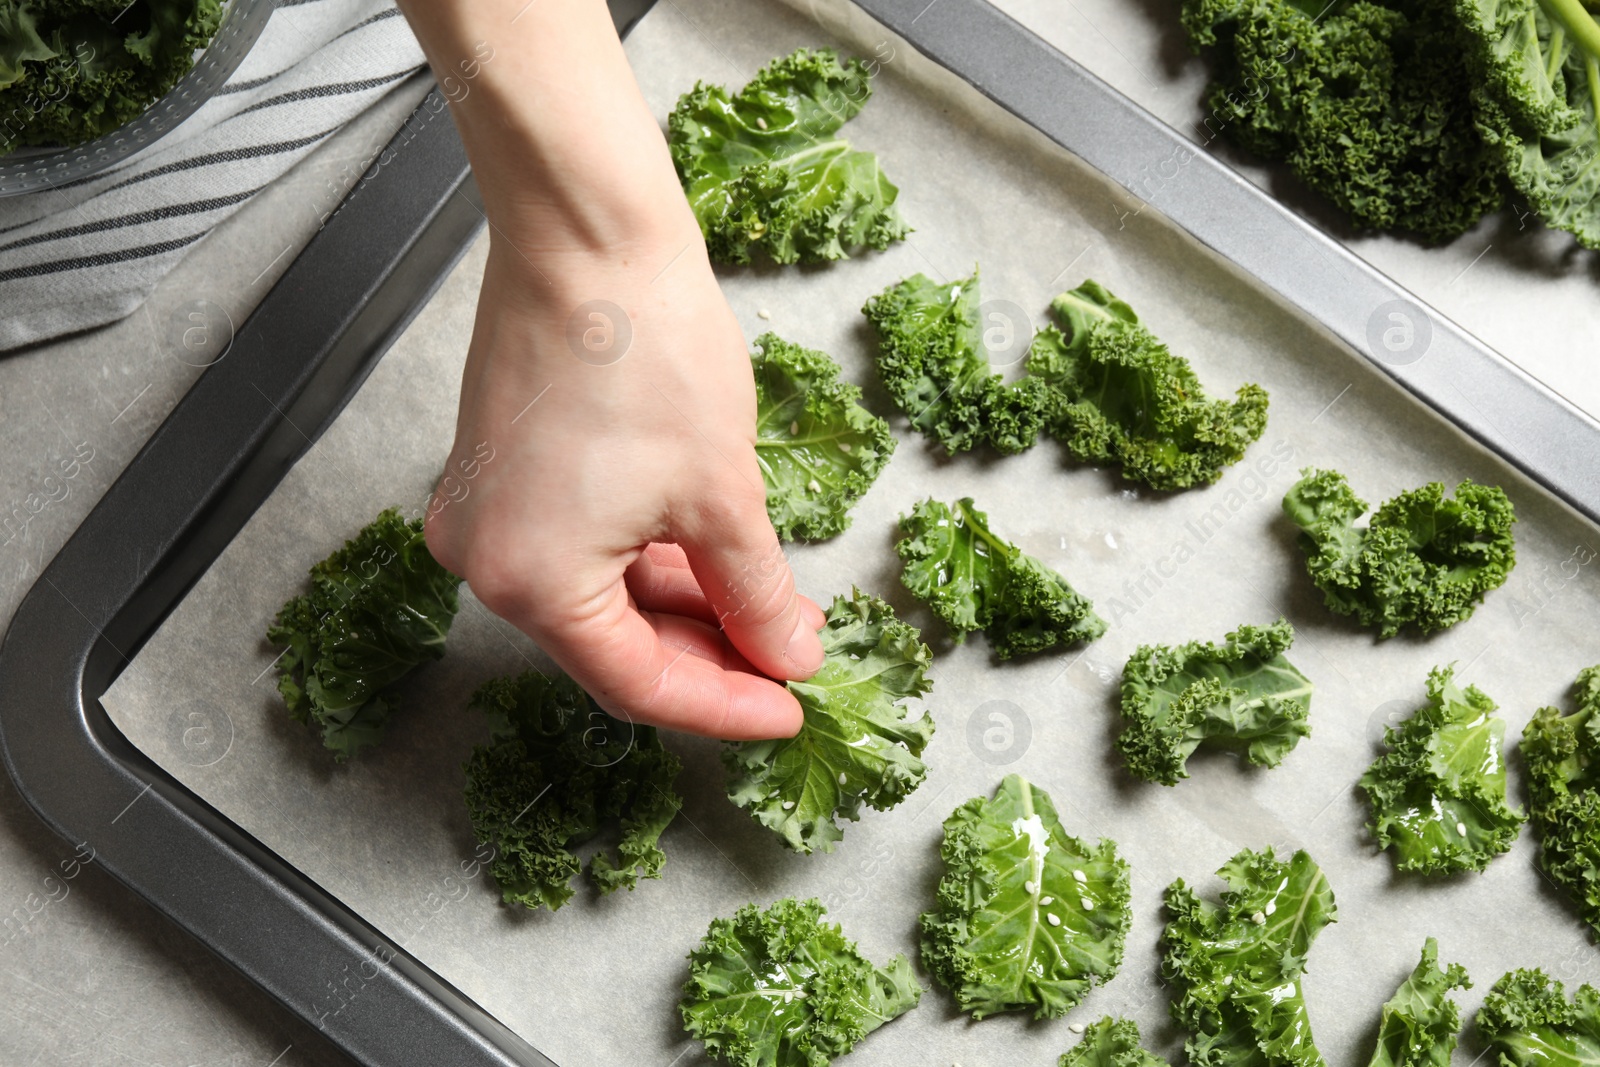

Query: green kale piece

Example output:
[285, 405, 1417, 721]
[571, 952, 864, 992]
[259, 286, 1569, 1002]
[1060, 1017, 1173, 1067]
[1283, 468, 1517, 637]
[1478, 969, 1600, 1067]
[1522, 665, 1600, 934]
[897, 496, 1105, 659]
[1164, 847, 1335, 1067]
[1027, 280, 1268, 490]
[681, 897, 921, 1067]
[667, 47, 908, 264]
[723, 589, 933, 854]
[267, 508, 462, 760]
[1459, 0, 1600, 248]
[1358, 665, 1523, 874]
[0, 0, 224, 153]
[1366, 938, 1471, 1067]
[862, 268, 1052, 455]
[1117, 619, 1312, 786]
[1180, 0, 1505, 241]
[462, 670, 682, 911]
[751, 332, 894, 541]
[919, 774, 1131, 1020]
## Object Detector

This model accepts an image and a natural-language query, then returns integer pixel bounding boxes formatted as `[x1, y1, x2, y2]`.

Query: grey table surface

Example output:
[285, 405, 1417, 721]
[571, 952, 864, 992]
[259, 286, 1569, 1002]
[0, 3, 1595, 1064]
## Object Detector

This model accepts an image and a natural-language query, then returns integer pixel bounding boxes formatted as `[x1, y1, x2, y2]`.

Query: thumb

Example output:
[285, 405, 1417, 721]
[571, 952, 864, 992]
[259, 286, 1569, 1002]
[677, 495, 825, 682]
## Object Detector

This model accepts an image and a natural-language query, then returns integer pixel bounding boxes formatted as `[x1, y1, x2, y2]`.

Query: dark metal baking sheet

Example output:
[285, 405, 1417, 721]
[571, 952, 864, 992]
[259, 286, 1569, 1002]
[4, 1, 1599, 1066]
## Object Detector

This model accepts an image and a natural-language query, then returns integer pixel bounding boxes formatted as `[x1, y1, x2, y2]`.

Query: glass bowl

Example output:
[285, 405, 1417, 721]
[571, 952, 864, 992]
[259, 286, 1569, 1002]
[0, 0, 275, 197]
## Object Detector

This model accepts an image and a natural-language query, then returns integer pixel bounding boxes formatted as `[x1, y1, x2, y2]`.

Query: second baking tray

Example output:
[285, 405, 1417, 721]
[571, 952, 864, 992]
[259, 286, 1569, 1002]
[23, 0, 1600, 1064]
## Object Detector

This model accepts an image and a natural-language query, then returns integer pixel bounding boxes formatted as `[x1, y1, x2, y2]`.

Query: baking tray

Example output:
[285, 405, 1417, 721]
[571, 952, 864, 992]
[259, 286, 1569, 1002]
[6, 1, 1600, 1067]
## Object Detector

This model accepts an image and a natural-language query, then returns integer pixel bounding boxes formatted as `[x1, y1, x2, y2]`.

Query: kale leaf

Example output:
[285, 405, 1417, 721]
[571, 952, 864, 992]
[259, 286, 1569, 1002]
[897, 496, 1105, 659]
[0, 0, 224, 153]
[1522, 665, 1600, 934]
[462, 670, 682, 911]
[1060, 1017, 1173, 1067]
[1283, 469, 1517, 637]
[668, 47, 909, 264]
[862, 268, 1052, 455]
[1180, 0, 1505, 241]
[1027, 280, 1269, 490]
[681, 897, 921, 1067]
[919, 774, 1131, 1020]
[1478, 969, 1600, 1067]
[1163, 846, 1335, 1067]
[267, 508, 462, 760]
[1367, 938, 1471, 1067]
[1359, 665, 1523, 874]
[752, 332, 894, 541]
[1117, 619, 1312, 786]
[723, 589, 934, 854]
[1460, 0, 1600, 248]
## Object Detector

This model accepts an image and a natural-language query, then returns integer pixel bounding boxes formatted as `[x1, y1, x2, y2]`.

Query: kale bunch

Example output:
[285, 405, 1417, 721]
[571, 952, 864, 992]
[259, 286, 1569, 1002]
[681, 897, 921, 1067]
[1, 0, 223, 153]
[1028, 280, 1269, 491]
[1522, 665, 1600, 934]
[897, 496, 1105, 659]
[1118, 619, 1312, 785]
[267, 508, 462, 760]
[668, 47, 909, 264]
[463, 670, 682, 911]
[1283, 468, 1516, 637]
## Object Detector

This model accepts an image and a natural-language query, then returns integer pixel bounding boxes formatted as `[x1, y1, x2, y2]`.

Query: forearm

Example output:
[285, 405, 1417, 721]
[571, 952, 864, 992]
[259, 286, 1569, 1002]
[394, 0, 693, 254]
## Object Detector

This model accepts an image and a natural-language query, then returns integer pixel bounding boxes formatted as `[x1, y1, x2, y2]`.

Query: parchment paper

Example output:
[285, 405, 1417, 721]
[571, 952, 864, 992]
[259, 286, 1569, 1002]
[103, 1, 1600, 1064]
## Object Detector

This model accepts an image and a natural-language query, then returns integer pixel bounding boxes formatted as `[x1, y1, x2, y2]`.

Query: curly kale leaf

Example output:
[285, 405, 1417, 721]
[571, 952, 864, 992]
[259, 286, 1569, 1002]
[1027, 280, 1268, 490]
[667, 47, 908, 264]
[862, 268, 1052, 455]
[1117, 619, 1312, 786]
[1061, 1017, 1174, 1067]
[1460, 0, 1600, 248]
[1522, 665, 1600, 934]
[1358, 665, 1523, 874]
[267, 508, 462, 760]
[1283, 469, 1517, 637]
[1180, 0, 1504, 241]
[462, 670, 682, 911]
[919, 774, 1131, 1020]
[0, 0, 224, 153]
[1163, 846, 1335, 1067]
[681, 897, 921, 1067]
[1478, 969, 1600, 1067]
[1367, 938, 1471, 1067]
[752, 333, 894, 541]
[897, 496, 1105, 659]
[724, 589, 934, 854]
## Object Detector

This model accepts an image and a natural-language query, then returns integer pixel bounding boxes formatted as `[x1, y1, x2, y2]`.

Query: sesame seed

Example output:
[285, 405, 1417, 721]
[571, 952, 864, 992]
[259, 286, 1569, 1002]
[757, 308, 772, 320]
[1047, 913, 1061, 927]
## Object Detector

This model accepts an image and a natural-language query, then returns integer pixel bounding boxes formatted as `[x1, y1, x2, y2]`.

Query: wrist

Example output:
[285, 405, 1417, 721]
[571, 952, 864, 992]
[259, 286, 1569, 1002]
[397, 0, 690, 252]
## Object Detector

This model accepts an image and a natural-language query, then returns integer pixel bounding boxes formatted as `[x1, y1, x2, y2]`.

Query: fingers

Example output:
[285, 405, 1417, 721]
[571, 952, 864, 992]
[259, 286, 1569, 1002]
[481, 577, 803, 739]
[648, 611, 760, 675]
[626, 542, 828, 634]
[623, 543, 718, 623]
[675, 493, 825, 682]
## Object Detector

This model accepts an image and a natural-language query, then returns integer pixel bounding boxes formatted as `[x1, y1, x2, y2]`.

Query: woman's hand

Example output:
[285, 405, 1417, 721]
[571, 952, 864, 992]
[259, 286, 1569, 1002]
[398, 0, 823, 738]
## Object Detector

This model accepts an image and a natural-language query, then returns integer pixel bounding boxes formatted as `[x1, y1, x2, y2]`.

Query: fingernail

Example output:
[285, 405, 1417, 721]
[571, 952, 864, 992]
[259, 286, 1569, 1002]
[785, 616, 825, 675]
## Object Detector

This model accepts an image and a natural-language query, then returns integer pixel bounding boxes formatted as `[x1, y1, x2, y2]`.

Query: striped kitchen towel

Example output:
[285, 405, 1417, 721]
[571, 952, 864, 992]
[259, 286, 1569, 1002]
[0, 0, 427, 353]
